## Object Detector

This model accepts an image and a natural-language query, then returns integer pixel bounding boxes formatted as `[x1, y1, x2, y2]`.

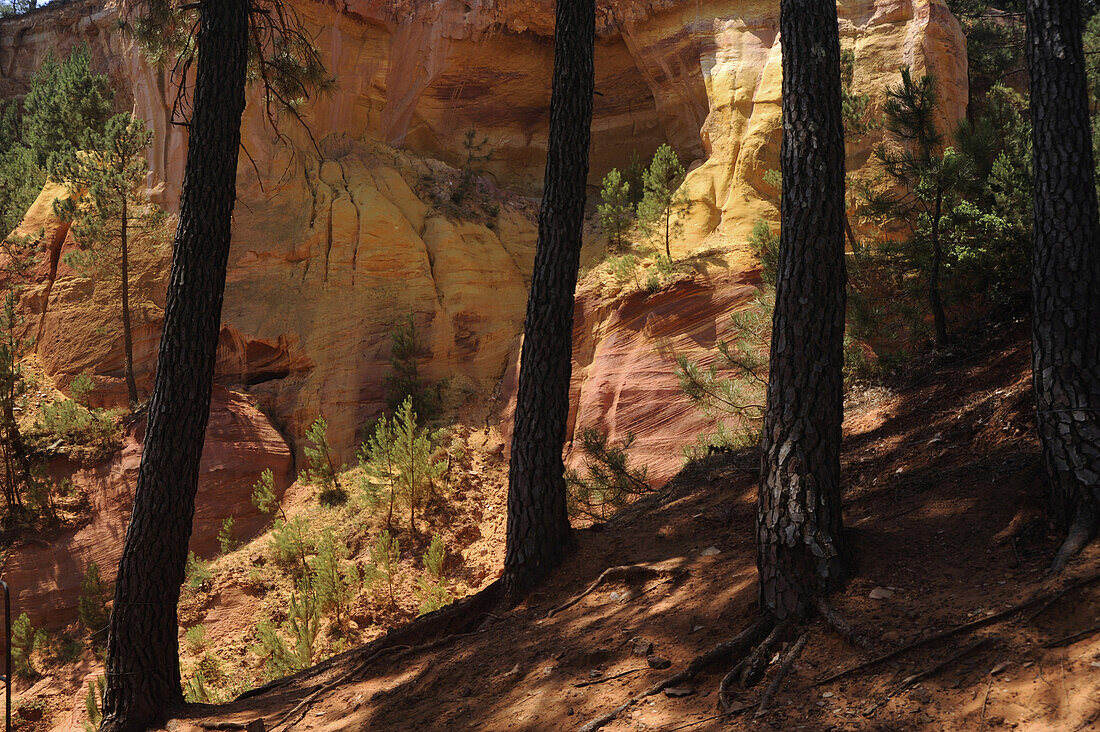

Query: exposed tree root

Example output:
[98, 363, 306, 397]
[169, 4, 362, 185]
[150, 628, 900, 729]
[577, 616, 772, 732]
[862, 638, 991, 716]
[1041, 623, 1100, 648]
[545, 558, 688, 618]
[1050, 504, 1098, 573]
[816, 570, 1100, 686]
[814, 596, 876, 652]
[754, 631, 809, 718]
[735, 620, 790, 689]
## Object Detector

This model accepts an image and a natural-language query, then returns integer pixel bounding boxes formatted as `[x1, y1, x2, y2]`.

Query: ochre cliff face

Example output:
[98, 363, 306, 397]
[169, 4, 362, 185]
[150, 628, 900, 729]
[0, 0, 967, 516]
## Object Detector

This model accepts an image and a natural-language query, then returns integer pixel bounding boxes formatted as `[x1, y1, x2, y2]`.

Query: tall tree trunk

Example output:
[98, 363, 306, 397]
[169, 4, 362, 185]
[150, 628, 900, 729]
[929, 193, 949, 348]
[100, 1, 248, 729]
[758, 0, 849, 621]
[120, 196, 138, 406]
[1025, 0, 1100, 572]
[502, 0, 595, 601]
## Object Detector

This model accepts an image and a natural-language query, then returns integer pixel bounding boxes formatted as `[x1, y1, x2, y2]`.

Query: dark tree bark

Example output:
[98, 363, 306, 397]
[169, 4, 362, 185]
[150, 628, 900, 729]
[1025, 0, 1100, 572]
[757, 0, 849, 621]
[100, 1, 248, 729]
[502, 0, 595, 601]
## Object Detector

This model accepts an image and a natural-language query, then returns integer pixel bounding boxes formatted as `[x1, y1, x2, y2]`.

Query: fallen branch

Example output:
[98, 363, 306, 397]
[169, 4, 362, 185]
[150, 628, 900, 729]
[863, 638, 992, 716]
[979, 676, 994, 730]
[754, 631, 809, 718]
[578, 616, 772, 732]
[545, 559, 686, 618]
[1041, 623, 1100, 649]
[816, 571, 1100, 686]
[573, 668, 644, 688]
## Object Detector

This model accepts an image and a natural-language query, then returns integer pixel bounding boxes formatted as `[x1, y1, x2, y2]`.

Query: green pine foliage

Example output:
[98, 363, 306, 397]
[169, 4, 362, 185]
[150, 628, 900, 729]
[382, 313, 441, 418]
[270, 515, 316, 578]
[251, 468, 282, 518]
[676, 290, 771, 458]
[414, 535, 452, 615]
[452, 126, 493, 205]
[855, 66, 1032, 352]
[598, 168, 635, 249]
[0, 101, 43, 238]
[746, 220, 779, 286]
[217, 516, 238, 554]
[565, 428, 651, 521]
[358, 397, 445, 532]
[302, 416, 346, 505]
[21, 43, 114, 173]
[11, 612, 46, 680]
[82, 676, 105, 732]
[184, 551, 213, 592]
[366, 530, 401, 609]
[637, 144, 690, 262]
[252, 591, 321, 681]
[840, 49, 877, 139]
[1, 291, 35, 519]
[309, 527, 361, 629]
[77, 562, 112, 641]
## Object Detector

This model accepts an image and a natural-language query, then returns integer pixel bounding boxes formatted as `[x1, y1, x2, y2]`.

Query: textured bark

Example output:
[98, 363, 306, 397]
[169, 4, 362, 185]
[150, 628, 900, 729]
[757, 0, 849, 621]
[502, 0, 595, 600]
[100, 1, 249, 729]
[1025, 0, 1100, 570]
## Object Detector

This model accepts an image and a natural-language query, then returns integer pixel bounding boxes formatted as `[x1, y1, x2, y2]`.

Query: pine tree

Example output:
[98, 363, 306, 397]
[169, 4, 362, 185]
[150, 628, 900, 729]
[389, 398, 445, 531]
[102, 2, 328, 723]
[53, 114, 165, 406]
[366, 530, 401, 610]
[503, 0, 595, 601]
[756, 0, 850, 624]
[0, 291, 35, 519]
[597, 168, 633, 249]
[862, 68, 973, 348]
[1025, 0, 1100, 571]
[301, 416, 345, 505]
[0, 101, 43, 238]
[414, 535, 452, 615]
[638, 144, 690, 262]
[21, 43, 113, 173]
[309, 527, 360, 630]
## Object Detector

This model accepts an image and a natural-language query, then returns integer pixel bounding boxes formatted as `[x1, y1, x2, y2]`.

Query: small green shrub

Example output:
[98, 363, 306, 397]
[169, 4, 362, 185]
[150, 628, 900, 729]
[747, 219, 779, 285]
[309, 527, 360, 630]
[270, 515, 315, 579]
[82, 676, 105, 732]
[11, 612, 45, 679]
[366, 530, 401, 610]
[184, 551, 212, 592]
[414, 535, 452, 615]
[252, 591, 320, 681]
[69, 371, 95, 405]
[78, 561, 112, 641]
[184, 624, 207, 653]
[217, 516, 238, 554]
[302, 417, 346, 506]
